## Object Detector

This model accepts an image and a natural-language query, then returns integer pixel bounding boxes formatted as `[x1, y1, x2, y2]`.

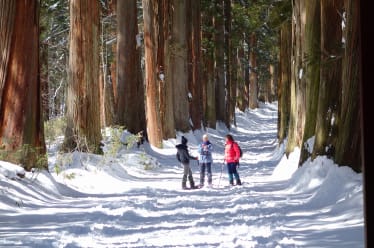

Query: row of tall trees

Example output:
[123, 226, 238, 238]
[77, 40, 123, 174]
[0, 0, 363, 173]
[277, 0, 362, 172]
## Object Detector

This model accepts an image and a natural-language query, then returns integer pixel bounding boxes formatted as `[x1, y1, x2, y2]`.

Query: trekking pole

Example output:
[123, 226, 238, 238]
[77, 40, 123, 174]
[218, 161, 225, 187]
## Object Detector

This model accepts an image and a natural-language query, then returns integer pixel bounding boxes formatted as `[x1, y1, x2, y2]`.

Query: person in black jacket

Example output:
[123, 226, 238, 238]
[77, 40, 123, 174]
[176, 136, 198, 189]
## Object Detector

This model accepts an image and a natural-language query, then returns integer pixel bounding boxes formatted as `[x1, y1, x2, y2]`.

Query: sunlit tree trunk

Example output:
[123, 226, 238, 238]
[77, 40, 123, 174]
[142, 0, 163, 147]
[63, 0, 102, 154]
[0, 0, 47, 171]
[286, 0, 306, 156]
[116, 0, 145, 134]
[299, 0, 321, 165]
[312, 0, 343, 159]
[335, 0, 362, 172]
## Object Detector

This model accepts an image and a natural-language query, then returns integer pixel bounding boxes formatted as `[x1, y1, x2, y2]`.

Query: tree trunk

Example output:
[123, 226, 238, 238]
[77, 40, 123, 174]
[215, 0, 226, 124]
[299, 0, 321, 165]
[202, 11, 216, 128]
[0, 0, 47, 171]
[116, 0, 146, 134]
[63, 0, 102, 154]
[224, 0, 232, 127]
[0, 1, 15, 108]
[277, 21, 291, 144]
[40, 42, 50, 121]
[170, 0, 190, 132]
[249, 32, 259, 109]
[334, 0, 362, 172]
[266, 64, 277, 103]
[187, 0, 202, 130]
[142, 0, 163, 147]
[286, 0, 306, 156]
[237, 40, 246, 112]
[312, 0, 343, 159]
[161, 0, 176, 139]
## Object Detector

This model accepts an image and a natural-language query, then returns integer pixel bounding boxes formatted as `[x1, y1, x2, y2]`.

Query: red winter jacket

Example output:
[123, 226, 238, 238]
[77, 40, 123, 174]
[224, 140, 240, 163]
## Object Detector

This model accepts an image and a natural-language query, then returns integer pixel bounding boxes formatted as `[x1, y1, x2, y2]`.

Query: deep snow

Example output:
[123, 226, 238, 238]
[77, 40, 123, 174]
[0, 102, 364, 247]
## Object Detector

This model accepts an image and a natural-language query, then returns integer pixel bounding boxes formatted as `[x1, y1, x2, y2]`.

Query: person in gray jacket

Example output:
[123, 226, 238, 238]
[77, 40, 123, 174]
[197, 134, 213, 187]
[176, 136, 198, 189]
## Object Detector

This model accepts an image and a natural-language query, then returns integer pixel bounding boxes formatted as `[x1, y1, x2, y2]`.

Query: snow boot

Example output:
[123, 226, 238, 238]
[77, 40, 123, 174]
[236, 179, 242, 186]
[182, 182, 187, 189]
[229, 179, 234, 186]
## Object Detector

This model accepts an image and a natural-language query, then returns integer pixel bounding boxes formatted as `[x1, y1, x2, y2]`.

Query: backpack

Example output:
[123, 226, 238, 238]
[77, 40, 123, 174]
[231, 142, 243, 158]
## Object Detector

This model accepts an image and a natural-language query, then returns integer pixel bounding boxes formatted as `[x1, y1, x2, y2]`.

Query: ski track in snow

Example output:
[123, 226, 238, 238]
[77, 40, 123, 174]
[0, 103, 364, 248]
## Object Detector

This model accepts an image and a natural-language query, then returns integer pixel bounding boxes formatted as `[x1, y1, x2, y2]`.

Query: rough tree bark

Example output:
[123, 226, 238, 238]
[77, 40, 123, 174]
[187, 0, 202, 130]
[0, 0, 47, 171]
[277, 21, 291, 145]
[142, 0, 164, 147]
[286, 0, 306, 156]
[202, 8, 216, 128]
[334, 0, 362, 172]
[249, 32, 259, 109]
[299, 0, 321, 165]
[215, 0, 227, 124]
[116, 0, 146, 134]
[63, 0, 103, 154]
[170, 0, 190, 132]
[161, 0, 176, 139]
[312, 0, 343, 159]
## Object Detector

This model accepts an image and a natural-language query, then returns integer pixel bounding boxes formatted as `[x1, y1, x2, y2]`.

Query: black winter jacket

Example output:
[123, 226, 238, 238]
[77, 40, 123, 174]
[176, 144, 196, 164]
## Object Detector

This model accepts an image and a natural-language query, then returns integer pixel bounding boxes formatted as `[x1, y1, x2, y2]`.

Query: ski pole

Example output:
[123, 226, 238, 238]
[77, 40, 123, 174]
[218, 161, 225, 187]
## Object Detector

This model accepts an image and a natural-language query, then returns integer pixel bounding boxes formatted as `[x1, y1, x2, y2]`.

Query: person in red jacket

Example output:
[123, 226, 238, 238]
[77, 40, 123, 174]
[224, 134, 242, 186]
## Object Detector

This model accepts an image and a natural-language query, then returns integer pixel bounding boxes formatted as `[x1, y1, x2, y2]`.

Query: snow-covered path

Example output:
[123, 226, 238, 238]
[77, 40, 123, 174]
[0, 103, 364, 247]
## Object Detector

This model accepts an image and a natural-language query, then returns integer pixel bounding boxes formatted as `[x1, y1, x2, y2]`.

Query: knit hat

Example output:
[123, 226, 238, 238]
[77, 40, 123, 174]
[181, 136, 188, 145]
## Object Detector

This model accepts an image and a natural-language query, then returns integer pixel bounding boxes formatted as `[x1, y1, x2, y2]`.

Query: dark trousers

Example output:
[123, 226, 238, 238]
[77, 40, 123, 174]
[227, 162, 240, 184]
[182, 163, 195, 188]
[199, 162, 212, 185]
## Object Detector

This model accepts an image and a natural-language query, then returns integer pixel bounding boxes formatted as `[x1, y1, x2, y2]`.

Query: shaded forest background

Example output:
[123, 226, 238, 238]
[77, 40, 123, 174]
[0, 0, 363, 175]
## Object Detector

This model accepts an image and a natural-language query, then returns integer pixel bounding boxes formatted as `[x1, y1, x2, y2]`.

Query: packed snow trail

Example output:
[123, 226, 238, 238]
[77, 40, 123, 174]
[0, 103, 364, 247]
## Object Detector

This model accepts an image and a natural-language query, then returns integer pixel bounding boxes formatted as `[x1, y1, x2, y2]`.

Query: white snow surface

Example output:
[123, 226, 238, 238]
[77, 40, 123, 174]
[0, 102, 365, 248]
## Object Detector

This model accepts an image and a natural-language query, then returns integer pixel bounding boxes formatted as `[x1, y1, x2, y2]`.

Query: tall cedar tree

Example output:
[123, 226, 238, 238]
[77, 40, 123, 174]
[170, 0, 190, 132]
[161, 0, 176, 139]
[186, 0, 203, 130]
[214, 0, 227, 124]
[299, 0, 321, 165]
[116, 0, 146, 134]
[201, 1, 216, 128]
[142, 0, 164, 147]
[277, 21, 291, 144]
[335, 0, 362, 171]
[312, 0, 343, 159]
[286, 0, 306, 156]
[63, 0, 102, 154]
[0, 0, 47, 171]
